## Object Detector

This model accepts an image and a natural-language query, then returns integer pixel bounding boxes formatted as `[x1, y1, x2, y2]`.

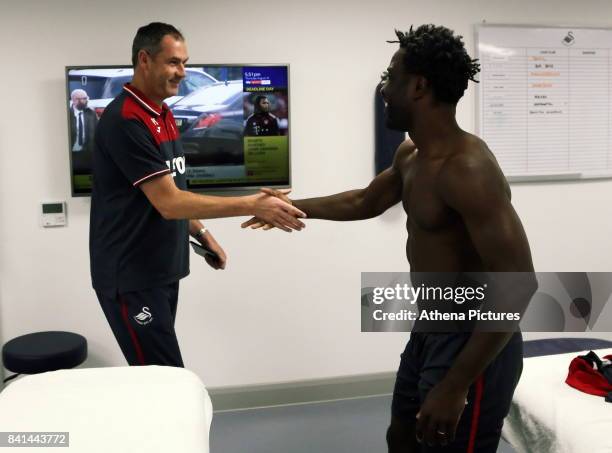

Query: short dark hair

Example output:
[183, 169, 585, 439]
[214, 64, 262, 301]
[132, 22, 184, 68]
[253, 95, 268, 111]
[388, 25, 480, 105]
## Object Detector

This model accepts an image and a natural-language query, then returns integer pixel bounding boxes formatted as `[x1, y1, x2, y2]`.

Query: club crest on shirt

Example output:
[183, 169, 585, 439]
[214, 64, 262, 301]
[151, 117, 161, 134]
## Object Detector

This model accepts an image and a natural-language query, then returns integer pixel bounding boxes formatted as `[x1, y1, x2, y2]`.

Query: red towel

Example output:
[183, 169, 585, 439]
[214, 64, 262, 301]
[566, 351, 612, 397]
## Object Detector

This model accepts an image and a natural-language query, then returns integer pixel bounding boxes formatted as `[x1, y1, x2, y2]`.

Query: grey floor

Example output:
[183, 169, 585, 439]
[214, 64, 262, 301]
[211, 395, 517, 453]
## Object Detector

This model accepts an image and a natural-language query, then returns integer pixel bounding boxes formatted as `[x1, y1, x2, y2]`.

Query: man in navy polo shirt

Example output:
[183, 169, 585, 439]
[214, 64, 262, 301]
[90, 22, 305, 367]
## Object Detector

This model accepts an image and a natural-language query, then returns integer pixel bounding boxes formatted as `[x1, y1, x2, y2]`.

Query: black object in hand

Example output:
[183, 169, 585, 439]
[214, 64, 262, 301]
[190, 240, 220, 263]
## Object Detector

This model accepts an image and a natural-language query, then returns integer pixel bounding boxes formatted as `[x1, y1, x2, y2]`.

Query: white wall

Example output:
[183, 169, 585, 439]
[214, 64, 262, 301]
[1, 0, 612, 388]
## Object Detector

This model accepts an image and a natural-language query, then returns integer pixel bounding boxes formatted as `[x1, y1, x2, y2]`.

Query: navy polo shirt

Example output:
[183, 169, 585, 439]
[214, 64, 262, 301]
[90, 84, 189, 295]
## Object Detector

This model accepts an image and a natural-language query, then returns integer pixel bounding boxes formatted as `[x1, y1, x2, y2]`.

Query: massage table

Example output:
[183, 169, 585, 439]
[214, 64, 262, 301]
[0, 365, 212, 452]
[503, 338, 612, 453]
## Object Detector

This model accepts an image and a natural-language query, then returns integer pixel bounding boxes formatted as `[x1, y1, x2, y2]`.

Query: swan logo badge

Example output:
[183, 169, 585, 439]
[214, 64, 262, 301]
[134, 306, 153, 325]
[562, 31, 575, 46]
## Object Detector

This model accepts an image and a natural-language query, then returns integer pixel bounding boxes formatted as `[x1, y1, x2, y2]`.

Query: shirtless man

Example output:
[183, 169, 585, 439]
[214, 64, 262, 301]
[244, 25, 537, 452]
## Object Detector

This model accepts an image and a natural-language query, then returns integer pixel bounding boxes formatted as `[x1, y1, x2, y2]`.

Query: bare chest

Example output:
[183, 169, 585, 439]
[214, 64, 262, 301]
[398, 155, 458, 232]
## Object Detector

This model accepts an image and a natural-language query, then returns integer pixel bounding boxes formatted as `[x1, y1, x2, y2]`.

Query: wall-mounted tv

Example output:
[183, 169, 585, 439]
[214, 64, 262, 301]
[66, 64, 291, 196]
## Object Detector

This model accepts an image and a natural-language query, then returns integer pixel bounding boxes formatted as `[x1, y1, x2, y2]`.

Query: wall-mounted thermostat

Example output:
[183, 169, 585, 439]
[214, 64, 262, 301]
[41, 202, 67, 227]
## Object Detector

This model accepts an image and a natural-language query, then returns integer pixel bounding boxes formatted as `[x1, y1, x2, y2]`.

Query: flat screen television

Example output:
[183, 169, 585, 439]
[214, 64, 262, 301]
[66, 64, 291, 196]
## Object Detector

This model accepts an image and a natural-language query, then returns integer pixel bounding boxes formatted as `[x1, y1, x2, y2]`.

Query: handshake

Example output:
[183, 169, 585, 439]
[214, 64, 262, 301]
[243, 188, 303, 232]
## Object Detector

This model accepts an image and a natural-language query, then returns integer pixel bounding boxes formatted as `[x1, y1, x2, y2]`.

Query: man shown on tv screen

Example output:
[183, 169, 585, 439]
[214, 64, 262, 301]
[70, 89, 98, 154]
[244, 95, 280, 136]
[90, 22, 305, 369]
[243, 24, 536, 453]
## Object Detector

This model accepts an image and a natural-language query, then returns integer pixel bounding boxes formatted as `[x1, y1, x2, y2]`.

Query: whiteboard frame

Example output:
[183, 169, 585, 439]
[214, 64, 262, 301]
[474, 23, 612, 183]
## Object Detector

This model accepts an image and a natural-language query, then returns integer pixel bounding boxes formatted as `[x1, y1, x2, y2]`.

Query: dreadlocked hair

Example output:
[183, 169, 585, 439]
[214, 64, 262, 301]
[387, 25, 480, 104]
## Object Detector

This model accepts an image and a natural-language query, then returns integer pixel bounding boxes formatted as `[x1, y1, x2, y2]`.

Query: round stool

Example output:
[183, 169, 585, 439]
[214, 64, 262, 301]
[2, 331, 87, 380]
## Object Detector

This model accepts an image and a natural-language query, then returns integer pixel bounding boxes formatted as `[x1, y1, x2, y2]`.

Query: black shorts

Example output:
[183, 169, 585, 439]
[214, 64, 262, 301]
[391, 332, 523, 452]
[96, 282, 184, 367]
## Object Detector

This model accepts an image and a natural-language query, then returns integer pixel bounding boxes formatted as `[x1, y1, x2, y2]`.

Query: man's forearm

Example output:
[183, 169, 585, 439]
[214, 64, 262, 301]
[189, 219, 204, 237]
[164, 190, 251, 220]
[441, 331, 515, 391]
[442, 274, 537, 390]
[294, 190, 373, 221]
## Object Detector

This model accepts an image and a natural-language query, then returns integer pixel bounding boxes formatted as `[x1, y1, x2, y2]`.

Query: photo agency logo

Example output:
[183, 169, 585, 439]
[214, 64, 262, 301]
[361, 272, 612, 332]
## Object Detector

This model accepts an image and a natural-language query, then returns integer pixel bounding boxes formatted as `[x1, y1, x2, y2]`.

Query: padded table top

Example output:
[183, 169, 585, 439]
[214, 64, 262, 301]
[503, 346, 612, 453]
[0, 366, 212, 453]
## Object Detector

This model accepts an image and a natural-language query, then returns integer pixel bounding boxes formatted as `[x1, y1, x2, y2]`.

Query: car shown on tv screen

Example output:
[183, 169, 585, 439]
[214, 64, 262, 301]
[68, 67, 218, 117]
[171, 81, 246, 166]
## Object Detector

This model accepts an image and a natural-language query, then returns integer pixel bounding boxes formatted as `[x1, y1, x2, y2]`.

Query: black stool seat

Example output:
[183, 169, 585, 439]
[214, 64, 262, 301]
[2, 331, 87, 374]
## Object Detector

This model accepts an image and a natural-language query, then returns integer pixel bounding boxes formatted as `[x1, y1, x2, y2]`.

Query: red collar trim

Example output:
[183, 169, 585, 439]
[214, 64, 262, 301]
[123, 84, 168, 116]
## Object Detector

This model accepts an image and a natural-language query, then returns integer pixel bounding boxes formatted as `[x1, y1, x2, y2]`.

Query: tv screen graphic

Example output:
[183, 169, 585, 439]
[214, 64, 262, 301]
[65, 64, 291, 196]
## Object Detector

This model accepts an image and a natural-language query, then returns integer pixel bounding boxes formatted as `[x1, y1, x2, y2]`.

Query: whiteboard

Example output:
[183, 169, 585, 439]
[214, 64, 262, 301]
[475, 25, 612, 181]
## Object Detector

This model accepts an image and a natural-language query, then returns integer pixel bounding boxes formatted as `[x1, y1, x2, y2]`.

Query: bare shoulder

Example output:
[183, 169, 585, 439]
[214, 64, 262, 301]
[438, 133, 509, 198]
[396, 138, 417, 157]
[392, 139, 417, 169]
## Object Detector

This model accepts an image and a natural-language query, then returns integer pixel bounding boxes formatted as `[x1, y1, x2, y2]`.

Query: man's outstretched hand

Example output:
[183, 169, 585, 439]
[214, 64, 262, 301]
[242, 188, 302, 231]
[246, 188, 306, 232]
